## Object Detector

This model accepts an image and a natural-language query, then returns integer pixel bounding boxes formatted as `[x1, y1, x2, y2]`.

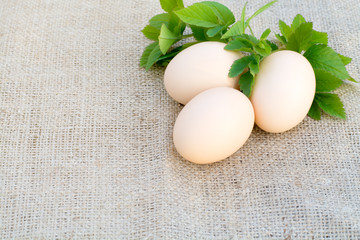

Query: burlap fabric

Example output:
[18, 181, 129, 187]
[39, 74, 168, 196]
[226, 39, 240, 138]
[1, 0, 359, 239]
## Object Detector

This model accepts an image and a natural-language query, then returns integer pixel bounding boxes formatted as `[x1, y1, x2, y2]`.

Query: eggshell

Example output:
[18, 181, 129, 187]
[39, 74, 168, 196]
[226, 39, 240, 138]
[164, 41, 244, 105]
[173, 87, 254, 164]
[250, 50, 316, 133]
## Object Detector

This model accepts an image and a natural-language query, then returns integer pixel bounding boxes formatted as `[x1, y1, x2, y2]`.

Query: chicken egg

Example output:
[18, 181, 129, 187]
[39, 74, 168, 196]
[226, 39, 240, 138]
[164, 41, 244, 105]
[173, 87, 254, 164]
[250, 50, 316, 133]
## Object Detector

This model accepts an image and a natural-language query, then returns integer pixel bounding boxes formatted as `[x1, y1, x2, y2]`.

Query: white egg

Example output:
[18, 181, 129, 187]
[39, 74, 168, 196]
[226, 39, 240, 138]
[173, 87, 254, 164]
[164, 41, 244, 105]
[250, 50, 316, 133]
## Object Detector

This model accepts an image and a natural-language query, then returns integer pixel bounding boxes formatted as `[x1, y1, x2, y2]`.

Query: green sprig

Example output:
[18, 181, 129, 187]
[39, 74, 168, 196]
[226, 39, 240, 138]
[276, 14, 356, 120]
[225, 30, 278, 97]
[140, 0, 276, 70]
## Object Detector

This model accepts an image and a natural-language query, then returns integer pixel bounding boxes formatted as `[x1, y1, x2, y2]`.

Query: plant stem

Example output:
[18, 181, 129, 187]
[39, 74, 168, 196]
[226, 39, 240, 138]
[248, 24, 255, 36]
[181, 34, 193, 39]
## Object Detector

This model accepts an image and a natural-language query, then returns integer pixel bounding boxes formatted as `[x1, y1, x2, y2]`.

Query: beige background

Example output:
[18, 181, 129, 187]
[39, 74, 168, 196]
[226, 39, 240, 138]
[1, 0, 359, 239]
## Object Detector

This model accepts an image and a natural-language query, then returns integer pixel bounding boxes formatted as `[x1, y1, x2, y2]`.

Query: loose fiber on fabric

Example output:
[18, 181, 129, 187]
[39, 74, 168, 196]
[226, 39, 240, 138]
[0, 0, 359, 239]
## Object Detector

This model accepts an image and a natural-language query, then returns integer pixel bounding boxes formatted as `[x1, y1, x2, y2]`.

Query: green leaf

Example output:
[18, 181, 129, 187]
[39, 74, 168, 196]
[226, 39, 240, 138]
[254, 45, 270, 57]
[174, 1, 234, 30]
[225, 47, 253, 54]
[314, 69, 343, 92]
[338, 54, 352, 66]
[245, 0, 277, 28]
[291, 14, 306, 30]
[160, 0, 184, 12]
[146, 43, 163, 70]
[190, 25, 223, 41]
[239, 34, 260, 45]
[140, 42, 159, 67]
[224, 38, 253, 51]
[249, 59, 259, 75]
[308, 100, 322, 120]
[304, 44, 350, 80]
[149, 13, 171, 29]
[315, 93, 346, 119]
[201, 1, 235, 26]
[259, 40, 272, 55]
[311, 30, 328, 45]
[275, 33, 287, 45]
[159, 24, 180, 54]
[168, 12, 186, 35]
[221, 21, 245, 39]
[142, 25, 161, 40]
[174, 2, 220, 28]
[266, 40, 279, 51]
[225, 34, 259, 49]
[279, 20, 292, 40]
[236, 48, 255, 53]
[286, 22, 313, 53]
[253, 40, 272, 57]
[228, 55, 253, 78]
[239, 71, 255, 97]
[142, 13, 172, 40]
[348, 77, 358, 83]
[206, 25, 224, 37]
[146, 13, 184, 37]
[260, 28, 271, 40]
[252, 53, 260, 62]
[190, 25, 208, 41]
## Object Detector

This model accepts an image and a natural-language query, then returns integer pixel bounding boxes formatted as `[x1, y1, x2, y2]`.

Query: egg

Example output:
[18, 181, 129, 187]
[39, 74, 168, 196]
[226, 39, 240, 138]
[164, 41, 244, 105]
[173, 87, 254, 164]
[250, 50, 316, 133]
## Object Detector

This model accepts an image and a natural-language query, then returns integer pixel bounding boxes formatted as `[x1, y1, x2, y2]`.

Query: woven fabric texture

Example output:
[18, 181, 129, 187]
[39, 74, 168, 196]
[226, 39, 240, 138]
[1, 0, 359, 239]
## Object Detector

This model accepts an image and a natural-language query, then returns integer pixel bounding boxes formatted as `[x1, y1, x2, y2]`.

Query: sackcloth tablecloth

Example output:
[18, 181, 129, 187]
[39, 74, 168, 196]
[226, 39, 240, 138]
[1, 0, 360, 239]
